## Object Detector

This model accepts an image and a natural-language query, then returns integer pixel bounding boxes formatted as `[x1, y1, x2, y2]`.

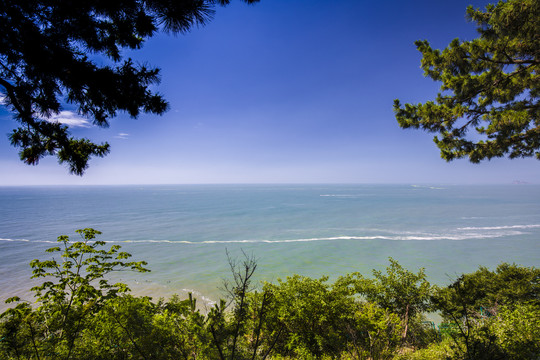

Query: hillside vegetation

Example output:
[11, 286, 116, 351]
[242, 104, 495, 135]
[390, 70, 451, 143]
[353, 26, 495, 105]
[1, 229, 539, 359]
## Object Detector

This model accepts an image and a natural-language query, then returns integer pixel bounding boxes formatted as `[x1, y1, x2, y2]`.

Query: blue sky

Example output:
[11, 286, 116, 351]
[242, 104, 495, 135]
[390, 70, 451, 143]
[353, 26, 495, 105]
[1, 0, 538, 185]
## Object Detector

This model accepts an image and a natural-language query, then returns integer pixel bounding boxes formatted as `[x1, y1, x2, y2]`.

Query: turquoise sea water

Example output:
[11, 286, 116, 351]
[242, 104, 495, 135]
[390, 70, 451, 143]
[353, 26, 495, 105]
[1, 184, 539, 309]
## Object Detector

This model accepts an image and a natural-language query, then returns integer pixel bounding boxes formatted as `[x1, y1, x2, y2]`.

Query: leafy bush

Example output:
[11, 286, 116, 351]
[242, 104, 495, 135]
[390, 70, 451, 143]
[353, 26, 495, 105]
[489, 303, 540, 360]
[0, 228, 149, 359]
[338, 258, 433, 345]
[395, 338, 455, 360]
[261, 275, 355, 358]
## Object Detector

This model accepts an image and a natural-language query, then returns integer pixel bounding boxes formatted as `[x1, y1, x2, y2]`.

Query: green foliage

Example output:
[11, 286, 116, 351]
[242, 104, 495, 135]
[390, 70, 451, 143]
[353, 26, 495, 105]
[432, 263, 539, 322]
[393, 301, 540, 360]
[489, 303, 540, 360]
[261, 274, 356, 358]
[339, 258, 433, 344]
[405, 316, 440, 350]
[30, 228, 149, 304]
[206, 252, 280, 360]
[0, 301, 35, 359]
[394, 0, 540, 162]
[448, 319, 506, 360]
[75, 294, 209, 359]
[0, 228, 149, 359]
[0, 0, 259, 174]
[431, 264, 540, 360]
[1, 231, 538, 360]
[347, 302, 403, 360]
[395, 338, 455, 360]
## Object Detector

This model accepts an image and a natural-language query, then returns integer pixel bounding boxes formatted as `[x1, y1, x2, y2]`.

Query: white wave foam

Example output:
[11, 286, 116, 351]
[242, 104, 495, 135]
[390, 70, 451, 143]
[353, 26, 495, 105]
[457, 224, 540, 230]
[320, 194, 374, 198]
[181, 288, 217, 306]
[410, 185, 445, 190]
[113, 231, 523, 245]
[0, 238, 55, 243]
[3, 225, 533, 246]
[0, 237, 29, 242]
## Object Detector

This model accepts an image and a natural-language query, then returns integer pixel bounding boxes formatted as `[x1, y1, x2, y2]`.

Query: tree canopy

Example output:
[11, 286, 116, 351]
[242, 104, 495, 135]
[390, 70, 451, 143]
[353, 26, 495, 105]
[394, 0, 539, 163]
[0, 0, 258, 175]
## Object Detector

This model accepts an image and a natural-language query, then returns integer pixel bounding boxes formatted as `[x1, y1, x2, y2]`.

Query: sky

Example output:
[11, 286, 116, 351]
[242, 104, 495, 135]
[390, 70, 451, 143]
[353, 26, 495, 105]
[1, 0, 538, 185]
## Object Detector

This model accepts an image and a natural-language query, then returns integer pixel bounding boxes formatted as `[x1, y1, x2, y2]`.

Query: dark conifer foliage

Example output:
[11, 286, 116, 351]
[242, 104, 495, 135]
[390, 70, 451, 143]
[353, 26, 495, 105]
[0, 0, 259, 175]
[394, 0, 539, 162]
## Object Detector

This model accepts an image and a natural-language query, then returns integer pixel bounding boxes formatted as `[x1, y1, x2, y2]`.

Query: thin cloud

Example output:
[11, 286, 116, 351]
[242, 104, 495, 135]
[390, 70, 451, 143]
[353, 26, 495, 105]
[47, 111, 91, 128]
[1, 100, 91, 128]
[114, 133, 130, 139]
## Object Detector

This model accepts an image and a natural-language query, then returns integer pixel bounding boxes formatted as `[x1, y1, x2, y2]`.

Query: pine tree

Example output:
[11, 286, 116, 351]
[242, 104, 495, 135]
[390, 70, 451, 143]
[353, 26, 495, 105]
[394, 0, 539, 162]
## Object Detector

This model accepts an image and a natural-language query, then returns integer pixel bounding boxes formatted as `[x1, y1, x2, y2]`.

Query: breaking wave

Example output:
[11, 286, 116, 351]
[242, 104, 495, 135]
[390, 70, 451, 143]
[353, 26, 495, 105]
[1, 224, 536, 245]
[457, 225, 540, 230]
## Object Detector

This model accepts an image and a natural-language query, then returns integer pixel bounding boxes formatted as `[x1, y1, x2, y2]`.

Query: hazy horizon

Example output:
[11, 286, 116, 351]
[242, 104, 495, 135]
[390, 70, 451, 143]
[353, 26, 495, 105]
[0, 181, 538, 187]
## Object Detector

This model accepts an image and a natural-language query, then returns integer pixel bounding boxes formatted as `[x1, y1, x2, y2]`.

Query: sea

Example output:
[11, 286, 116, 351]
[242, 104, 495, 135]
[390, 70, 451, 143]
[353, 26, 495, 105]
[1, 184, 539, 311]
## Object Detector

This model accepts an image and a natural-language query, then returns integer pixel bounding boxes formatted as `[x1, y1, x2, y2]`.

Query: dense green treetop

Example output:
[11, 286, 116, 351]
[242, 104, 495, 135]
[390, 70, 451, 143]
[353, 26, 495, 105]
[394, 0, 539, 162]
[432, 262, 540, 321]
[0, 0, 258, 175]
[338, 257, 433, 342]
[0, 228, 150, 359]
